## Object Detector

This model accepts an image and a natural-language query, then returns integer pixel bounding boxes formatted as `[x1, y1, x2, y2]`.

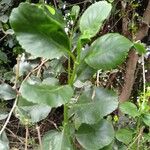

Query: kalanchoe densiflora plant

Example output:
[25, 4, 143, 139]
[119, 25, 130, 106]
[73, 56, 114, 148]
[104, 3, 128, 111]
[6, 1, 134, 149]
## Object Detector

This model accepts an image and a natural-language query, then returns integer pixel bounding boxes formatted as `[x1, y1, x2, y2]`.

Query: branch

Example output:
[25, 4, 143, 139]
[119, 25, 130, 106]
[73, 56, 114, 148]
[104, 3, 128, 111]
[0, 96, 18, 135]
[119, 0, 150, 103]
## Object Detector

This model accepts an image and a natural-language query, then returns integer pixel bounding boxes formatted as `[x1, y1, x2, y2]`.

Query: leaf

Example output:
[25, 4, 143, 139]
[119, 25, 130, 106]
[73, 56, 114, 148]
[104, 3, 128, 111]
[108, 0, 114, 3]
[42, 4, 65, 27]
[1, 0, 11, 4]
[70, 87, 118, 126]
[5, 29, 14, 35]
[80, 1, 112, 39]
[10, 3, 70, 59]
[85, 33, 133, 70]
[44, 59, 65, 77]
[42, 77, 59, 86]
[120, 102, 140, 118]
[0, 111, 8, 120]
[76, 45, 96, 81]
[134, 42, 146, 55]
[20, 78, 73, 107]
[0, 83, 17, 100]
[101, 142, 114, 150]
[142, 113, 150, 126]
[71, 5, 80, 20]
[0, 51, 7, 63]
[143, 133, 150, 141]
[16, 96, 51, 123]
[0, 14, 9, 23]
[0, 132, 9, 150]
[44, 5, 55, 15]
[75, 119, 114, 150]
[116, 128, 133, 145]
[17, 105, 51, 124]
[15, 61, 32, 76]
[76, 61, 96, 81]
[41, 126, 73, 150]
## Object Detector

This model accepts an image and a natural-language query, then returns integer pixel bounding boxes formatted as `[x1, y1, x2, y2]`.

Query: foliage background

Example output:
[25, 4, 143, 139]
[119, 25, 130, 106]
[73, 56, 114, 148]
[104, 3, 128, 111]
[0, 0, 150, 149]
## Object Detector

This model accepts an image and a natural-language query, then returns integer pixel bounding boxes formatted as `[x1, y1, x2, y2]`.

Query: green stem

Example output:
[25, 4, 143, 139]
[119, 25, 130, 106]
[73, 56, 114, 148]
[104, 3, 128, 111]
[63, 54, 72, 125]
[136, 118, 141, 132]
[68, 51, 76, 63]
[69, 39, 82, 85]
[76, 38, 82, 62]
[68, 55, 71, 82]
[69, 61, 78, 85]
[63, 39, 82, 126]
[64, 104, 68, 125]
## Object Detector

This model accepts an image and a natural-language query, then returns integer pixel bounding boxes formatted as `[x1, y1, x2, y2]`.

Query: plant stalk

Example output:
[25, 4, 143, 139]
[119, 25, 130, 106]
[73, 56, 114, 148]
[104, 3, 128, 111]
[64, 104, 68, 125]
[64, 39, 82, 126]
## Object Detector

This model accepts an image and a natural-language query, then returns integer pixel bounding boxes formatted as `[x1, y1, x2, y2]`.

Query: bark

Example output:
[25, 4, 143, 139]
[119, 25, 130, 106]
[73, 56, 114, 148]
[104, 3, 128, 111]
[119, 0, 150, 103]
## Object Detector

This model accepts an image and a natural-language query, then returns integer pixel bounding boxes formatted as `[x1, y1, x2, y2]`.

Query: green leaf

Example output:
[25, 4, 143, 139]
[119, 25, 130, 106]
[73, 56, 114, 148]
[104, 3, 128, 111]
[85, 33, 133, 70]
[76, 61, 96, 81]
[44, 59, 65, 77]
[101, 142, 114, 150]
[0, 112, 8, 120]
[20, 78, 73, 107]
[134, 42, 146, 55]
[76, 119, 114, 150]
[10, 3, 70, 59]
[0, 14, 8, 23]
[116, 128, 133, 145]
[41, 126, 73, 150]
[16, 105, 51, 124]
[5, 29, 14, 35]
[120, 102, 140, 118]
[0, 132, 9, 150]
[44, 5, 55, 15]
[0, 51, 7, 63]
[108, 0, 114, 3]
[77, 45, 96, 81]
[80, 1, 112, 39]
[42, 4, 65, 27]
[71, 5, 80, 20]
[142, 113, 150, 126]
[0, 83, 17, 100]
[70, 87, 118, 125]
[16, 96, 51, 123]
[143, 133, 150, 141]
[42, 77, 59, 86]
[16, 61, 32, 76]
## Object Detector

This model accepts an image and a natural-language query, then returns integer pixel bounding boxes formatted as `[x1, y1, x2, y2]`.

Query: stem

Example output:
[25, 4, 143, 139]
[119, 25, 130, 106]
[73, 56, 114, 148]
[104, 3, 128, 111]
[69, 39, 82, 85]
[24, 59, 48, 81]
[68, 51, 76, 63]
[96, 70, 100, 87]
[142, 54, 146, 95]
[36, 124, 43, 150]
[6, 127, 24, 144]
[139, 54, 147, 112]
[64, 39, 82, 126]
[65, 0, 91, 8]
[76, 38, 82, 63]
[25, 125, 29, 150]
[0, 55, 20, 134]
[69, 61, 78, 85]
[68, 55, 71, 83]
[0, 95, 18, 135]
[0, 34, 7, 41]
[64, 104, 68, 125]
[127, 126, 144, 150]
[14, 55, 21, 89]
[53, 0, 57, 8]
